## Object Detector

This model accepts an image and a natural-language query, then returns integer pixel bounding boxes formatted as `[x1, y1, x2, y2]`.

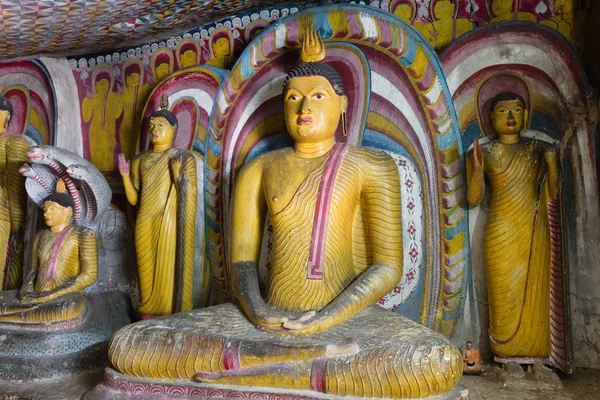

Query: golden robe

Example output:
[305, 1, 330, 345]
[0, 133, 31, 290]
[484, 138, 553, 358]
[132, 148, 206, 315]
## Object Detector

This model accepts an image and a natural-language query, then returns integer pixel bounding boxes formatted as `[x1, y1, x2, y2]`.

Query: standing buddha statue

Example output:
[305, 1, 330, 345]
[107, 28, 462, 399]
[0, 92, 33, 291]
[118, 95, 206, 317]
[467, 91, 559, 367]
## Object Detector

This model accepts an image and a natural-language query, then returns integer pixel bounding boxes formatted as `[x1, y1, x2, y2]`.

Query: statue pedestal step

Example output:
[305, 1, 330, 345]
[86, 367, 470, 400]
[0, 292, 131, 381]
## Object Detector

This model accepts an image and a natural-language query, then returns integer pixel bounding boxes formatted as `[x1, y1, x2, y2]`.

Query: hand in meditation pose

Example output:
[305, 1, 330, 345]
[0, 179, 97, 323]
[108, 29, 462, 399]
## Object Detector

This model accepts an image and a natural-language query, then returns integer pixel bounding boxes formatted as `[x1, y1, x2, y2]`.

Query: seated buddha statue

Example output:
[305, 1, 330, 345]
[467, 91, 559, 366]
[107, 29, 462, 399]
[0, 179, 97, 323]
[0, 93, 34, 291]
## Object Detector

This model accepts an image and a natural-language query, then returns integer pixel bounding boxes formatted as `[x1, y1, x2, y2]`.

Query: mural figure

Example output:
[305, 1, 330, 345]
[0, 179, 97, 323]
[118, 95, 205, 317]
[82, 67, 118, 172]
[116, 60, 151, 160]
[152, 48, 174, 83]
[177, 39, 200, 69]
[423, 0, 473, 50]
[390, 0, 425, 33]
[0, 93, 33, 290]
[205, 29, 233, 69]
[488, 0, 536, 22]
[107, 29, 462, 398]
[540, 0, 575, 42]
[467, 90, 559, 369]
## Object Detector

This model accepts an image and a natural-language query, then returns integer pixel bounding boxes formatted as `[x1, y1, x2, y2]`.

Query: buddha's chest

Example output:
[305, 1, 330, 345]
[262, 156, 328, 215]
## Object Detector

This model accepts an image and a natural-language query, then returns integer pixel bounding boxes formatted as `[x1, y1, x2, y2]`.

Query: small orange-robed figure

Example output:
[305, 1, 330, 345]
[462, 340, 484, 375]
[108, 28, 462, 399]
[466, 91, 559, 362]
[0, 179, 97, 323]
[0, 93, 33, 291]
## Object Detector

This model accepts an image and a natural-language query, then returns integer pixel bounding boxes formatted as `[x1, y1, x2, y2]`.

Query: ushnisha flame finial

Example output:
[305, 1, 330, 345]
[300, 25, 326, 63]
[55, 178, 67, 194]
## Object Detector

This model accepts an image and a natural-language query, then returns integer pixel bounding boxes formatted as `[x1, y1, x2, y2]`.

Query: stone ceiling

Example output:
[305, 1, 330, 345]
[0, 0, 321, 61]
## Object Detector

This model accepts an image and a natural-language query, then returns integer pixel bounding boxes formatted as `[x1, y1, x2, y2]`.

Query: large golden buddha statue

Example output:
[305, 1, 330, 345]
[107, 30, 462, 399]
[0, 93, 33, 291]
[467, 91, 559, 365]
[0, 179, 97, 323]
[119, 96, 206, 317]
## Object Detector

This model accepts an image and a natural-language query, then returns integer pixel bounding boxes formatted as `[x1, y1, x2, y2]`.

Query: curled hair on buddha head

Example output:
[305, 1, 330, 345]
[150, 94, 178, 127]
[489, 91, 527, 113]
[44, 179, 75, 211]
[283, 62, 345, 96]
[0, 95, 13, 124]
[282, 25, 345, 96]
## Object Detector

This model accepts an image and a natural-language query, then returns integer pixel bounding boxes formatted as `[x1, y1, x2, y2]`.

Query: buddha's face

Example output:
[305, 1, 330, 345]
[95, 78, 110, 94]
[284, 76, 347, 143]
[43, 201, 72, 228]
[180, 50, 197, 68]
[155, 63, 170, 80]
[126, 72, 140, 88]
[491, 0, 513, 16]
[434, 1, 454, 20]
[491, 99, 527, 136]
[149, 116, 175, 146]
[0, 110, 9, 133]
[393, 4, 413, 21]
[213, 38, 230, 58]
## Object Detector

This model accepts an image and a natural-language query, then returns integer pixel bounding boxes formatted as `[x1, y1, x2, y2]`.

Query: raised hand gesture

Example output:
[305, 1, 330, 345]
[118, 153, 130, 176]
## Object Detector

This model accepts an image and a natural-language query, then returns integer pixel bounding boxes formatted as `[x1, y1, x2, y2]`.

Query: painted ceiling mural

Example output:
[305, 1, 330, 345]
[0, 1, 578, 62]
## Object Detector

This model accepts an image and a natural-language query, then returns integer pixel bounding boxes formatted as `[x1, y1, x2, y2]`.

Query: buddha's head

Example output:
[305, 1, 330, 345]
[95, 78, 110, 95]
[489, 91, 528, 137]
[393, 3, 414, 22]
[43, 180, 74, 229]
[491, 0, 514, 17]
[283, 63, 348, 143]
[212, 37, 231, 58]
[0, 95, 13, 134]
[149, 98, 178, 147]
[155, 62, 170, 81]
[434, 0, 455, 20]
[126, 72, 140, 88]
[180, 49, 197, 68]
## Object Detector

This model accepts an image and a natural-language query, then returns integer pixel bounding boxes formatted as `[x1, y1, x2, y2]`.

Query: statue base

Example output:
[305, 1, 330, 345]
[86, 368, 470, 400]
[0, 291, 132, 381]
[493, 356, 550, 365]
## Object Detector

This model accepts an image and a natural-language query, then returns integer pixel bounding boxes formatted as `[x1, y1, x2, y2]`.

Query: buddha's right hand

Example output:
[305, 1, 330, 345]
[251, 305, 306, 329]
[118, 153, 130, 176]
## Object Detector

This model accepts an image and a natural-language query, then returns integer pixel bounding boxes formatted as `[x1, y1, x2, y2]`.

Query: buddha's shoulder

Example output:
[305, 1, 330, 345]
[242, 148, 294, 168]
[70, 225, 97, 239]
[345, 145, 393, 164]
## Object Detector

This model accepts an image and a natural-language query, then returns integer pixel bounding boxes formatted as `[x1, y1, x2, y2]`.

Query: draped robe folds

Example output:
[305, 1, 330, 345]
[484, 138, 556, 359]
[109, 145, 463, 398]
[133, 148, 206, 316]
[0, 226, 97, 323]
[0, 134, 32, 290]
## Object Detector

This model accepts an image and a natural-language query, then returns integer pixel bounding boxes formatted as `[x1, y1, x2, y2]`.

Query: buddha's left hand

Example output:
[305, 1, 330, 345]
[260, 310, 334, 336]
